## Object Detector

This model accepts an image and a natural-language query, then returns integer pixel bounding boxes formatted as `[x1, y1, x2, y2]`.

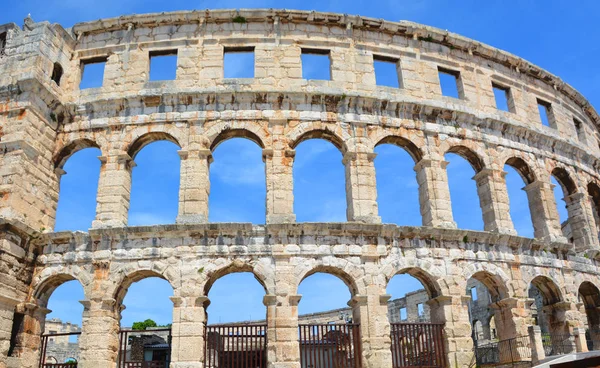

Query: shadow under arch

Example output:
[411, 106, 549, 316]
[203, 263, 269, 296]
[386, 267, 442, 299]
[127, 132, 181, 160]
[290, 129, 347, 154]
[468, 271, 509, 303]
[530, 275, 563, 306]
[210, 128, 265, 151]
[445, 145, 485, 172]
[551, 167, 577, 196]
[374, 136, 423, 163]
[505, 157, 536, 184]
[33, 273, 87, 308]
[54, 139, 101, 170]
[297, 265, 359, 297]
[579, 281, 600, 347]
[113, 269, 175, 307]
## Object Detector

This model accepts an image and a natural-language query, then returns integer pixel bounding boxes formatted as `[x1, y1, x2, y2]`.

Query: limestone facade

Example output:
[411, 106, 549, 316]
[1, 8, 600, 368]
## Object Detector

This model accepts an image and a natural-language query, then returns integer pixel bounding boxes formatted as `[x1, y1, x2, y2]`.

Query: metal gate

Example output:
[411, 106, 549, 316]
[118, 328, 172, 368]
[299, 323, 362, 368]
[390, 322, 446, 368]
[204, 324, 267, 368]
[38, 331, 81, 368]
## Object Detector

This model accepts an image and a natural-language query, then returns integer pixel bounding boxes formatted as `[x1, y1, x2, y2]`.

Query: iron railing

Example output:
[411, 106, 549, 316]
[204, 324, 267, 368]
[541, 333, 574, 356]
[474, 335, 531, 367]
[390, 322, 446, 368]
[299, 323, 362, 368]
[118, 328, 172, 368]
[38, 331, 81, 368]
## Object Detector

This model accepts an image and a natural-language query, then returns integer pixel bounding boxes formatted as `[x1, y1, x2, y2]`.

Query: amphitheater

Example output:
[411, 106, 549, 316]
[1, 8, 600, 368]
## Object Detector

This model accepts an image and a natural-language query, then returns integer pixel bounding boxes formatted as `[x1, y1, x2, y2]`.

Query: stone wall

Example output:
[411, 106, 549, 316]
[1, 8, 600, 368]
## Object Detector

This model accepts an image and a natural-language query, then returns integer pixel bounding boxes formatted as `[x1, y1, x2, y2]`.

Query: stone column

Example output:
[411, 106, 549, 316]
[78, 298, 120, 368]
[264, 294, 301, 368]
[169, 295, 208, 368]
[573, 327, 588, 353]
[10, 303, 50, 368]
[350, 290, 393, 368]
[473, 169, 517, 235]
[565, 192, 599, 251]
[489, 298, 532, 362]
[427, 295, 473, 367]
[528, 325, 545, 364]
[344, 152, 381, 223]
[542, 301, 578, 354]
[176, 149, 212, 224]
[414, 159, 457, 228]
[92, 153, 135, 228]
[264, 148, 296, 224]
[523, 180, 567, 242]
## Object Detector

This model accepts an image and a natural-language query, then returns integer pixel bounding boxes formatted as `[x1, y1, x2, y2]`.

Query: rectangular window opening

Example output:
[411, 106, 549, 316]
[537, 99, 555, 128]
[8, 312, 24, 357]
[301, 48, 331, 81]
[400, 307, 407, 321]
[574, 118, 586, 142]
[438, 67, 462, 99]
[79, 57, 107, 89]
[417, 303, 424, 317]
[470, 287, 478, 301]
[223, 46, 255, 79]
[0, 32, 6, 56]
[492, 82, 514, 112]
[149, 50, 178, 81]
[373, 55, 401, 88]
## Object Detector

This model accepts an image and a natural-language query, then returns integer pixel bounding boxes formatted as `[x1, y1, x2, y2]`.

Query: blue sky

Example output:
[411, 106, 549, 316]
[6, 0, 596, 328]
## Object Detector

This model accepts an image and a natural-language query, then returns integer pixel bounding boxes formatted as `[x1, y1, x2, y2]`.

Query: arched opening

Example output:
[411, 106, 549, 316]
[374, 138, 421, 226]
[529, 276, 574, 355]
[117, 274, 174, 367]
[55, 145, 102, 231]
[36, 278, 85, 366]
[465, 277, 497, 346]
[387, 269, 445, 367]
[209, 136, 266, 223]
[298, 271, 359, 368]
[587, 182, 600, 243]
[579, 282, 600, 351]
[444, 147, 484, 231]
[504, 158, 535, 238]
[51, 62, 63, 86]
[293, 135, 346, 222]
[128, 139, 181, 226]
[473, 320, 484, 342]
[204, 270, 268, 367]
[551, 168, 577, 243]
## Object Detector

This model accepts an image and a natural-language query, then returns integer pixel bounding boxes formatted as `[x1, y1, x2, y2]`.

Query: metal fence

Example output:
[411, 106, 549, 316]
[204, 324, 267, 368]
[390, 322, 446, 368]
[118, 328, 172, 368]
[38, 331, 81, 368]
[299, 323, 362, 368]
[474, 335, 531, 367]
[541, 333, 574, 356]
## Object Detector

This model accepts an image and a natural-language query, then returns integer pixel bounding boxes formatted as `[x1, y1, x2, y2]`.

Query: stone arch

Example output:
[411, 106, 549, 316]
[462, 265, 510, 302]
[587, 182, 600, 235]
[530, 275, 563, 306]
[51, 62, 63, 86]
[505, 157, 536, 184]
[113, 268, 178, 306]
[551, 167, 577, 196]
[209, 128, 265, 151]
[53, 139, 101, 169]
[579, 281, 600, 347]
[445, 145, 485, 172]
[385, 267, 442, 299]
[374, 135, 423, 163]
[31, 270, 91, 308]
[290, 129, 347, 153]
[202, 260, 272, 296]
[296, 264, 361, 297]
[126, 131, 181, 160]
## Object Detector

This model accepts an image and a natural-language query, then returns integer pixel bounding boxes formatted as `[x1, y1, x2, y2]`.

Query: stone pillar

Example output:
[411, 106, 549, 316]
[78, 298, 120, 368]
[264, 148, 296, 224]
[92, 153, 135, 228]
[264, 294, 301, 368]
[0, 296, 19, 367]
[528, 325, 545, 364]
[574, 327, 588, 353]
[523, 180, 567, 242]
[176, 149, 212, 224]
[473, 169, 517, 235]
[414, 159, 457, 228]
[169, 296, 208, 368]
[565, 192, 599, 251]
[427, 295, 473, 368]
[343, 152, 381, 223]
[489, 298, 532, 363]
[11, 303, 50, 368]
[350, 292, 393, 368]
